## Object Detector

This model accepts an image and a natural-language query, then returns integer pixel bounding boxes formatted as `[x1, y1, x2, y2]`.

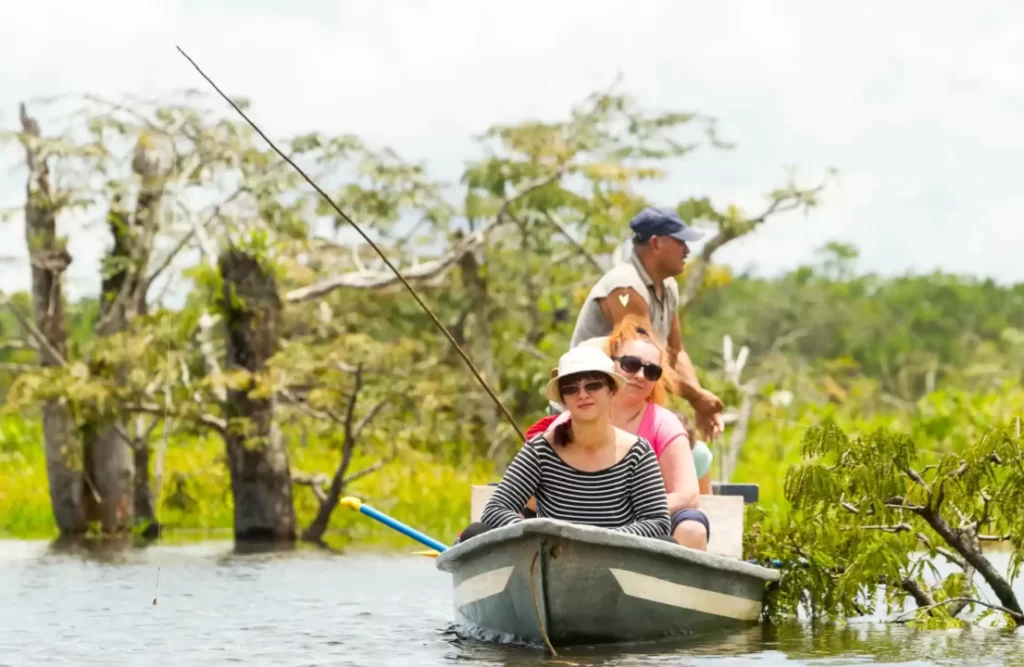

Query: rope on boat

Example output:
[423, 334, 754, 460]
[176, 46, 525, 441]
[529, 549, 558, 657]
[527, 552, 582, 665]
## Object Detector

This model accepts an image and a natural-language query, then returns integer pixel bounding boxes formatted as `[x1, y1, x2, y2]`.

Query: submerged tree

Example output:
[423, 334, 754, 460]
[749, 418, 1024, 628]
[2, 82, 829, 543]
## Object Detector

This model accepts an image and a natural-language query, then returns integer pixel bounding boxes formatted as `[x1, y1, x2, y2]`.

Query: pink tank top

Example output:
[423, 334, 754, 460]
[548, 402, 687, 457]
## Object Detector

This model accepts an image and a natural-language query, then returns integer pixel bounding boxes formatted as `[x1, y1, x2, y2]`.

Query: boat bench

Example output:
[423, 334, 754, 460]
[470, 482, 758, 560]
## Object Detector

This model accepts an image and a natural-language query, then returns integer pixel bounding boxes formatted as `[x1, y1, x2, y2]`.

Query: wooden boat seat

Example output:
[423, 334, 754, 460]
[470, 484, 750, 560]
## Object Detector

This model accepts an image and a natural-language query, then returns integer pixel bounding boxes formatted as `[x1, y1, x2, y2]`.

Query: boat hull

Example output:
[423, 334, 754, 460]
[435, 519, 780, 647]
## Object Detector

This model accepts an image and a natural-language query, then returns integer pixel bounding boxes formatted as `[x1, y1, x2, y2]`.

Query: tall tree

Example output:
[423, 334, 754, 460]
[1, 84, 830, 543]
[219, 248, 295, 541]
[13, 104, 84, 534]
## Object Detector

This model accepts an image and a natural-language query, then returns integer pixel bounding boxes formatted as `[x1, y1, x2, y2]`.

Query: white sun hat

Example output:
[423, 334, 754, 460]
[543, 346, 629, 404]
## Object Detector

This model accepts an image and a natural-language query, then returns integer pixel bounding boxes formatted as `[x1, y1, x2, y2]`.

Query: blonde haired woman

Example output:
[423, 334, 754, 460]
[527, 315, 713, 550]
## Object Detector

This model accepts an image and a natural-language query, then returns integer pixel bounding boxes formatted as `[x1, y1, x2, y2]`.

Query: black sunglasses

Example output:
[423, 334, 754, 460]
[612, 355, 663, 382]
[559, 379, 609, 396]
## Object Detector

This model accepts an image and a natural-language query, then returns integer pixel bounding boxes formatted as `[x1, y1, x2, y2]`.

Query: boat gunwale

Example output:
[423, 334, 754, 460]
[435, 518, 780, 582]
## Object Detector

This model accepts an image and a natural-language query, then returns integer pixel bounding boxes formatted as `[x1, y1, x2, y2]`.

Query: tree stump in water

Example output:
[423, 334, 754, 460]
[219, 249, 296, 542]
[18, 103, 88, 535]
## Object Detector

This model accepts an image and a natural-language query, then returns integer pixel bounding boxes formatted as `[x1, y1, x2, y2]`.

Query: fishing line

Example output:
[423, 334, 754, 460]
[175, 46, 524, 441]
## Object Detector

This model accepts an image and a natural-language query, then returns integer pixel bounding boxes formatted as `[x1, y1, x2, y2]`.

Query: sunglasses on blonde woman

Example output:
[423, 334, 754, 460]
[612, 355, 663, 381]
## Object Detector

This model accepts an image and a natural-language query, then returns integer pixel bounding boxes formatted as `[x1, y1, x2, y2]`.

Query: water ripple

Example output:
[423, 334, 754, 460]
[0, 540, 1022, 666]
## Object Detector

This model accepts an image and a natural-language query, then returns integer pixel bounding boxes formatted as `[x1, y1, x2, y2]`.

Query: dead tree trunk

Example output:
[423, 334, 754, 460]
[722, 391, 754, 482]
[220, 249, 296, 542]
[300, 366, 395, 544]
[88, 134, 171, 535]
[18, 103, 86, 535]
[457, 248, 502, 455]
[82, 194, 135, 532]
[302, 367, 364, 543]
[133, 431, 157, 536]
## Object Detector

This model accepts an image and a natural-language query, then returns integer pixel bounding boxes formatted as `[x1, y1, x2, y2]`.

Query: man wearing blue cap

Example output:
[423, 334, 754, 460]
[569, 206, 724, 438]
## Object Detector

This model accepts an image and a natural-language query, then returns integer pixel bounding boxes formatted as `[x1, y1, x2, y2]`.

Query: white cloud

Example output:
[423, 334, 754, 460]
[1, 0, 1023, 301]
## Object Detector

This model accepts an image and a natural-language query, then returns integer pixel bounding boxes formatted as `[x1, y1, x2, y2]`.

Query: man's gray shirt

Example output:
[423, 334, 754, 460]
[569, 250, 679, 348]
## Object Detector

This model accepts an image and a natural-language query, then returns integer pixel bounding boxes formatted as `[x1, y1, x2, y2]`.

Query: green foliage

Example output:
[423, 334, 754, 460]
[685, 260, 1024, 401]
[0, 416, 494, 545]
[6, 86, 1024, 637]
[747, 408, 1024, 628]
[0, 414, 52, 537]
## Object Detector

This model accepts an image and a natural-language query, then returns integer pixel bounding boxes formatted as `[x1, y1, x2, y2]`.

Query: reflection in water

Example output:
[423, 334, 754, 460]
[444, 622, 1024, 666]
[1, 540, 1022, 667]
[48, 533, 140, 563]
[229, 538, 299, 556]
[770, 622, 1023, 666]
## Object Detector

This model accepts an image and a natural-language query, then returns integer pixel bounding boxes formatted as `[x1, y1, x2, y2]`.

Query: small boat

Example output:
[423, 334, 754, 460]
[435, 489, 780, 647]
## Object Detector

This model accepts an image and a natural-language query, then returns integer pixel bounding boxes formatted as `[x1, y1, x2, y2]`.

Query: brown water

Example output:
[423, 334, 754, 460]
[1, 539, 1022, 666]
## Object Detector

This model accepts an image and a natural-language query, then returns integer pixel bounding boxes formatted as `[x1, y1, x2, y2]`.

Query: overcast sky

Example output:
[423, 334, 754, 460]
[2, 0, 1023, 301]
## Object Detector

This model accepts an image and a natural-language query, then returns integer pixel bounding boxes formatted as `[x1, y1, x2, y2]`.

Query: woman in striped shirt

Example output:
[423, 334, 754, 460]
[534, 316, 711, 550]
[458, 346, 671, 543]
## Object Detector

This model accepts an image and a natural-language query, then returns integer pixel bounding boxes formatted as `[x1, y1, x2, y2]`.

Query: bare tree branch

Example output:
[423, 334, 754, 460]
[145, 228, 196, 291]
[285, 166, 571, 303]
[900, 578, 935, 609]
[543, 211, 604, 273]
[341, 459, 388, 486]
[679, 179, 830, 309]
[0, 294, 67, 366]
[121, 401, 226, 433]
[0, 339, 37, 351]
[859, 523, 912, 534]
[352, 397, 393, 443]
[291, 470, 329, 503]
[892, 597, 1024, 624]
[284, 216, 505, 301]
[0, 361, 38, 373]
[292, 458, 391, 504]
[197, 312, 227, 402]
[903, 466, 928, 488]
[914, 505, 1023, 617]
[915, 532, 966, 569]
[883, 496, 926, 512]
[340, 366, 363, 452]
[279, 389, 333, 422]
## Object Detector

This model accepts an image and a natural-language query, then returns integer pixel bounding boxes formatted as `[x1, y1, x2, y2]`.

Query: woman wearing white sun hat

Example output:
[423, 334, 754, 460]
[455, 346, 671, 544]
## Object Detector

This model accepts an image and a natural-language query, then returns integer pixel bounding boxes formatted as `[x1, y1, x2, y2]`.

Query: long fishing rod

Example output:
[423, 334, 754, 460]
[176, 46, 524, 441]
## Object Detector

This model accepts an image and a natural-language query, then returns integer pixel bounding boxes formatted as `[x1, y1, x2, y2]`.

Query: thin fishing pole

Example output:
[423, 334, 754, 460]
[176, 46, 524, 440]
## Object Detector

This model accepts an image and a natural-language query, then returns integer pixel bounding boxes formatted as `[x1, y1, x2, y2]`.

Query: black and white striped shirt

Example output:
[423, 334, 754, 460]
[481, 435, 671, 538]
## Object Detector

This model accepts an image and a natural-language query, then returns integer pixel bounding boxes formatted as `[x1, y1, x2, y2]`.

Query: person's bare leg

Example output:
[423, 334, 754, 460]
[673, 521, 708, 551]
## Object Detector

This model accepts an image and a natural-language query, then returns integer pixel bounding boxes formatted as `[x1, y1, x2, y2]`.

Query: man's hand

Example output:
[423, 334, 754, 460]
[691, 388, 724, 440]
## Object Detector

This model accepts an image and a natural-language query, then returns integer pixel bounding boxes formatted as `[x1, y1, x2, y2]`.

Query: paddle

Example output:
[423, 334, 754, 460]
[340, 497, 449, 554]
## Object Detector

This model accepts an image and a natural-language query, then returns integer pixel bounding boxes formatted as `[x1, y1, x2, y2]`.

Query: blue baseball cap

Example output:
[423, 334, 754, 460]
[629, 207, 704, 243]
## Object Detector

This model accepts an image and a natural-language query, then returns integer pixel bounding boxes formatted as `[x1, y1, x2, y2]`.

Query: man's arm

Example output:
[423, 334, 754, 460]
[597, 286, 722, 437]
[597, 286, 653, 326]
[666, 316, 705, 403]
[597, 285, 708, 402]
[668, 316, 724, 439]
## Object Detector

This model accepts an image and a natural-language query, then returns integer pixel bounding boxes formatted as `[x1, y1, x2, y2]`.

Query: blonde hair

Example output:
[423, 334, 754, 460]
[602, 314, 680, 406]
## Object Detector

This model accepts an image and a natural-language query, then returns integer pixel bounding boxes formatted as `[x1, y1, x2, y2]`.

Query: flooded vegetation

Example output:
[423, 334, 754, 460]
[2, 38, 1024, 665]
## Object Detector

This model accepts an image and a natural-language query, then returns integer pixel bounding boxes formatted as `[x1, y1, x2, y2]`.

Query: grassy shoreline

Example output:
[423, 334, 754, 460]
[0, 404, 816, 543]
[8, 384, 1014, 544]
[0, 416, 498, 547]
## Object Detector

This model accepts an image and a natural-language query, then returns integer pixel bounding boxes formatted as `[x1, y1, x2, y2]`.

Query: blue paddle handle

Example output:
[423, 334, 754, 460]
[358, 504, 448, 553]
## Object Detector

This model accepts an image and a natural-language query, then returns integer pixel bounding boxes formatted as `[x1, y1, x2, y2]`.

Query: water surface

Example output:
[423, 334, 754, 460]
[1, 540, 1021, 666]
